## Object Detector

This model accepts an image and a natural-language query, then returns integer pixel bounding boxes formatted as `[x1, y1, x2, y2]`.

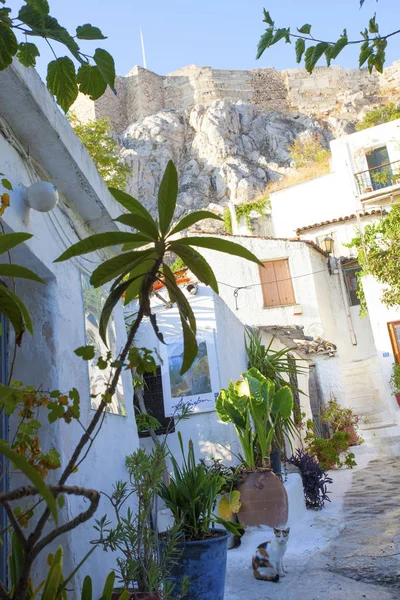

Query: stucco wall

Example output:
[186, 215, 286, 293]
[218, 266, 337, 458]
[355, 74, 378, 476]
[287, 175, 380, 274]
[0, 108, 138, 595]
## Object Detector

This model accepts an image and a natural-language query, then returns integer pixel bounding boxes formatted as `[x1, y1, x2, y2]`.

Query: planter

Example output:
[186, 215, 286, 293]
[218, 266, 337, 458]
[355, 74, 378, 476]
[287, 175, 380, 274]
[160, 529, 229, 600]
[396, 393, 400, 408]
[343, 425, 359, 446]
[237, 469, 288, 528]
[270, 448, 282, 475]
[112, 592, 161, 600]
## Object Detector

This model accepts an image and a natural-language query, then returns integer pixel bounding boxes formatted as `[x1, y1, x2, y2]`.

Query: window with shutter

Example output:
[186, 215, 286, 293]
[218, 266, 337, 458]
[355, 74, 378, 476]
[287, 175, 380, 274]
[259, 259, 295, 307]
[135, 366, 175, 438]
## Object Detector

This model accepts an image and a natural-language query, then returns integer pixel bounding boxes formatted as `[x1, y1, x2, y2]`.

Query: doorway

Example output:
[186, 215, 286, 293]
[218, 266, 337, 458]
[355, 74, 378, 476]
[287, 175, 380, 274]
[367, 146, 392, 191]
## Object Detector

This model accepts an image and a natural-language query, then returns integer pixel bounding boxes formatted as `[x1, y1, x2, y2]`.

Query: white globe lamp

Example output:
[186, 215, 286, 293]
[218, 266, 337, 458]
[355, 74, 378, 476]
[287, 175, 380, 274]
[26, 181, 59, 212]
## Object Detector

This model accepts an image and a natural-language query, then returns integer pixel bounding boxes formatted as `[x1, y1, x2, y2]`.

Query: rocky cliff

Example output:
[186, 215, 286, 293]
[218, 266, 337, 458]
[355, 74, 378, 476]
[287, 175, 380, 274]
[73, 63, 400, 225]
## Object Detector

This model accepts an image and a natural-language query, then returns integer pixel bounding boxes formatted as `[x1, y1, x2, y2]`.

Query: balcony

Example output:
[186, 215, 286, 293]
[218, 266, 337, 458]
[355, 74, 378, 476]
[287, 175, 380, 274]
[355, 159, 400, 204]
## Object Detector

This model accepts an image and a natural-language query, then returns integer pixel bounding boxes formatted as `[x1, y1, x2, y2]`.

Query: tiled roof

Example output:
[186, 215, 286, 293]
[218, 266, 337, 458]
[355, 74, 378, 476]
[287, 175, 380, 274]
[259, 325, 337, 358]
[191, 231, 328, 256]
[296, 209, 387, 235]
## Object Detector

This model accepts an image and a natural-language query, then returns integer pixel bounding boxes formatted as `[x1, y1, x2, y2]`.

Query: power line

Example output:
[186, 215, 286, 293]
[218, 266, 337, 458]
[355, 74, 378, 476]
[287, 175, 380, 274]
[217, 266, 330, 290]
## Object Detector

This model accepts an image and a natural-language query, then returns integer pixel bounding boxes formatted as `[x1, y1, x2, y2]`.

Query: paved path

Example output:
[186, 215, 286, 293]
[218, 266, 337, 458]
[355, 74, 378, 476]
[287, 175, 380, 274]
[225, 454, 400, 600]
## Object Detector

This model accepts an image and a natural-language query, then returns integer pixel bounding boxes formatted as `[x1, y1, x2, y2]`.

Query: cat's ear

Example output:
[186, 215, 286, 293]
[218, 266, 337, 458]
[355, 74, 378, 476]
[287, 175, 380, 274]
[284, 527, 290, 535]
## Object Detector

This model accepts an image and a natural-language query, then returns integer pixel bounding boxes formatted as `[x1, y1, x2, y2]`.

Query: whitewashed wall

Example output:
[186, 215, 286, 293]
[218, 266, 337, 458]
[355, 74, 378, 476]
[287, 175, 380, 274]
[0, 73, 138, 596]
[134, 287, 247, 465]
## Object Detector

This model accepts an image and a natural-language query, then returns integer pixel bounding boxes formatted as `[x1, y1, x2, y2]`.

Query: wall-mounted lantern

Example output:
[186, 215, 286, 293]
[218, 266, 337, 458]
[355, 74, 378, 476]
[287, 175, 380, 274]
[320, 235, 334, 255]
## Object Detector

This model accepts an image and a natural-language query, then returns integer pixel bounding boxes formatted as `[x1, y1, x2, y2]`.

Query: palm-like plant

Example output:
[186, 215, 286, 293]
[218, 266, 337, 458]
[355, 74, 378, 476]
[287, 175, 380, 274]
[55, 161, 261, 373]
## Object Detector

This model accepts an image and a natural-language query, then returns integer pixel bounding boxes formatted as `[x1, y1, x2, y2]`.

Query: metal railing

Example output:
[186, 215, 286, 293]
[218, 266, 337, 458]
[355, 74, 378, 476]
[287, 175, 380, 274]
[354, 159, 400, 196]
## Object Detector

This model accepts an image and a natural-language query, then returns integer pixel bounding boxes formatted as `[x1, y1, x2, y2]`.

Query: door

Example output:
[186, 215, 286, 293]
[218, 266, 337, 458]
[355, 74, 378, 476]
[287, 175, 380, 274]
[367, 146, 392, 191]
[0, 310, 7, 587]
[388, 321, 400, 364]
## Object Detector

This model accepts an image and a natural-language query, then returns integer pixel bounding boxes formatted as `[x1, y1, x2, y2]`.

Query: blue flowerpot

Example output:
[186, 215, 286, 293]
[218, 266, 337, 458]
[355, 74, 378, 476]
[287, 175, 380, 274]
[270, 448, 282, 475]
[160, 529, 229, 600]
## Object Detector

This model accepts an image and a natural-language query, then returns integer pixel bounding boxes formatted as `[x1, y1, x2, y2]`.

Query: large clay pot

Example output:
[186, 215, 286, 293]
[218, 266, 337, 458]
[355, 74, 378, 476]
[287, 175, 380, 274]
[344, 425, 359, 446]
[112, 592, 161, 600]
[395, 393, 400, 408]
[237, 469, 288, 527]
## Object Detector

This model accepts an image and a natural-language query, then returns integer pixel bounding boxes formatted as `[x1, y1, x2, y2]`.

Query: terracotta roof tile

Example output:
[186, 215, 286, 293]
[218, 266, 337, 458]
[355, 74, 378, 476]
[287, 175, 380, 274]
[296, 209, 387, 235]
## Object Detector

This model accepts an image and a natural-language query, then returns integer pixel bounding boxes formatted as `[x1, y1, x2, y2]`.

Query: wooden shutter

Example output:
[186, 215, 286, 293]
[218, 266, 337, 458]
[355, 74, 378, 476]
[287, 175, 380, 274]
[259, 259, 295, 307]
[388, 321, 400, 365]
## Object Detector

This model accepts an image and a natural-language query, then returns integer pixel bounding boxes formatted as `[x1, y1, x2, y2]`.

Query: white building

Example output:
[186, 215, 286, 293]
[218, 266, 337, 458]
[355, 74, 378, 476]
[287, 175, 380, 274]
[0, 61, 138, 593]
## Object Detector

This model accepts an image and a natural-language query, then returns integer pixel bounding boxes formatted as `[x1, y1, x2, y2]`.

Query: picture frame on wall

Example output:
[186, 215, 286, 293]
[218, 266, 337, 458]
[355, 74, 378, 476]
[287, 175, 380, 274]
[160, 329, 220, 417]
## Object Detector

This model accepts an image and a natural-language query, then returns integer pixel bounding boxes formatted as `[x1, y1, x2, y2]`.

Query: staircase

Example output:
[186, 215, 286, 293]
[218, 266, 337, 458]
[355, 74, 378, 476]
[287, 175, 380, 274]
[340, 357, 400, 456]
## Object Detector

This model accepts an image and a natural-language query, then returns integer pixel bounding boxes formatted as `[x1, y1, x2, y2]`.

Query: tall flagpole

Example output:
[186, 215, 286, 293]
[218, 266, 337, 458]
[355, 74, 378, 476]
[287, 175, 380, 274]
[140, 27, 147, 70]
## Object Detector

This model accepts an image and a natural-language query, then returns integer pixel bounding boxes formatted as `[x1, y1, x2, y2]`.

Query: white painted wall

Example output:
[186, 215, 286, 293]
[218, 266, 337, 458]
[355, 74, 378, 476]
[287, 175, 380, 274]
[362, 275, 400, 422]
[0, 71, 138, 596]
[134, 286, 247, 465]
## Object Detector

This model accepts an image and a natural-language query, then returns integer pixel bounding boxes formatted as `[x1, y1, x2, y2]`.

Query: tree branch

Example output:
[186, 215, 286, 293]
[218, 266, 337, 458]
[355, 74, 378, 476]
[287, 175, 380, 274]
[1, 500, 26, 549]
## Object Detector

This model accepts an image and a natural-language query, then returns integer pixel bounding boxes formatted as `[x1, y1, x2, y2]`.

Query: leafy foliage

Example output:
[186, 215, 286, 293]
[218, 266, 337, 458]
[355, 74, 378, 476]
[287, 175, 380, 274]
[223, 196, 270, 233]
[55, 160, 261, 374]
[94, 446, 188, 597]
[305, 420, 356, 470]
[0, 231, 45, 343]
[321, 399, 361, 432]
[216, 367, 293, 469]
[347, 205, 400, 308]
[289, 134, 331, 169]
[288, 449, 332, 510]
[356, 103, 400, 131]
[0, 1, 115, 111]
[257, 5, 396, 73]
[390, 362, 400, 395]
[159, 432, 244, 540]
[69, 114, 130, 189]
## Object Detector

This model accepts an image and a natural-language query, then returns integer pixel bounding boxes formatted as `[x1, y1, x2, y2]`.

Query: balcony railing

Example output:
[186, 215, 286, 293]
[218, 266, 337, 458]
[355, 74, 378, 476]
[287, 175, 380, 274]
[355, 159, 400, 197]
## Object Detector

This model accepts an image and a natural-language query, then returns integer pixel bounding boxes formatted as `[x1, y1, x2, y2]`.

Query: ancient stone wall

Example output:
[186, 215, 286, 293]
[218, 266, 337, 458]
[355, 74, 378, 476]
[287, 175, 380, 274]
[71, 61, 400, 134]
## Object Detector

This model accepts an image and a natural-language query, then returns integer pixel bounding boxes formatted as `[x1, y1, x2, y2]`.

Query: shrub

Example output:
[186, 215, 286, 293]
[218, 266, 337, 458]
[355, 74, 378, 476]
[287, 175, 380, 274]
[288, 449, 332, 510]
[321, 399, 360, 431]
[356, 103, 400, 131]
[289, 133, 330, 169]
[305, 420, 356, 470]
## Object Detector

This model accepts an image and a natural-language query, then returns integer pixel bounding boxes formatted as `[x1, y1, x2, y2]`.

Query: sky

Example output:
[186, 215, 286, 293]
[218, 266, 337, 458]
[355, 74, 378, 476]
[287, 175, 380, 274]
[34, 0, 400, 79]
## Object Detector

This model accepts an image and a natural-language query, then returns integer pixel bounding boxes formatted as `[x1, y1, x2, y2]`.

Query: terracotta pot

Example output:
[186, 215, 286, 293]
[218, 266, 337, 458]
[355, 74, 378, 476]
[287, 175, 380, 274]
[344, 424, 359, 446]
[112, 591, 161, 600]
[396, 393, 400, 408]
[237, 469, 288, 528]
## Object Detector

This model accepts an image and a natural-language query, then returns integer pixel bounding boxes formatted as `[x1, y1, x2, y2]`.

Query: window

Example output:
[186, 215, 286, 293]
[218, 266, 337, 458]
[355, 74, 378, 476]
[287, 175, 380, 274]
[259, 259, 295, 308]
[135, 366, 174, 438]
[388, 321, 400, 364]
[366, 146, 392, 191]
[343, 266, 362, 306]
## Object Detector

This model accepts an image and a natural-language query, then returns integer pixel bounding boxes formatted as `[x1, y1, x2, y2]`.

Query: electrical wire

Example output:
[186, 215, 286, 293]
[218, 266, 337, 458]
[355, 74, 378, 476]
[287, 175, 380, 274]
[216, 266, 330, 290]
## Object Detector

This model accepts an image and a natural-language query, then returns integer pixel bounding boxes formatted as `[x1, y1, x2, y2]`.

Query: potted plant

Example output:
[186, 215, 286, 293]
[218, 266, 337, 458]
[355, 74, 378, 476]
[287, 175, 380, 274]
[245, 329, 305, 473]
[158, 434, 243, 600]
[304, 420, 356, 470]
[216, 367, 293, 527]
[390, 362, 400, 407]
[321, 398, 362, 445]
[94, 445, 188, 600]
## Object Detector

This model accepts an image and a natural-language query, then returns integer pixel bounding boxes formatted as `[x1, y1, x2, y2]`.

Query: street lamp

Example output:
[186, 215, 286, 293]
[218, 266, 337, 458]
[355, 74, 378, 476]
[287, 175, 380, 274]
[320, 235, 335, 255]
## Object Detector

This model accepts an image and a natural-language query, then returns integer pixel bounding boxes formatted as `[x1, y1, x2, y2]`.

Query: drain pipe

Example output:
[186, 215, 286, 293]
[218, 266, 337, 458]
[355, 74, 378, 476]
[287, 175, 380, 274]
[337, 258, 358, 346]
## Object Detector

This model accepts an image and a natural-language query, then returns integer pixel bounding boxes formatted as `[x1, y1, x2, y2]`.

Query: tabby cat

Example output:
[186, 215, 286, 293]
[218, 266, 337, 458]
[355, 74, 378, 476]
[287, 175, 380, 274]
[252, 527, 290, 582]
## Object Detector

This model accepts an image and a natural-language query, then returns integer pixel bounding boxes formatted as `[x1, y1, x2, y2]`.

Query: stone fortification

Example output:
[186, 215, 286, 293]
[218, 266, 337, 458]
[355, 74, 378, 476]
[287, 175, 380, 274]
[73, 62, 400, 134]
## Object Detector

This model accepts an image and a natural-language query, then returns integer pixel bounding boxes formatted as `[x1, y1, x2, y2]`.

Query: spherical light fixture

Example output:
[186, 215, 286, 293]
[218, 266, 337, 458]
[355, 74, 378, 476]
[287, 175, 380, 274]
[26, 181, 59, 213]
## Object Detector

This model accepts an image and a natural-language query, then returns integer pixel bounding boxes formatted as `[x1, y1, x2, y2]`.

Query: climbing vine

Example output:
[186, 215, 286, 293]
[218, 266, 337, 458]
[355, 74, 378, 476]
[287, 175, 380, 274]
[223, 196, 270, 233]
[348, 204, 400, 312]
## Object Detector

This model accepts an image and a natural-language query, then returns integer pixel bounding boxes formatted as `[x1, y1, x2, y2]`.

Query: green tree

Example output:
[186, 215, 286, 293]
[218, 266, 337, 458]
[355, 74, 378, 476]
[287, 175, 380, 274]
[0, 1, 115, 111]
[69, 114, 130, 189]
[257, 2, 399, 73]
[348, 204, 400, 309]
[356, 103, 400, 131]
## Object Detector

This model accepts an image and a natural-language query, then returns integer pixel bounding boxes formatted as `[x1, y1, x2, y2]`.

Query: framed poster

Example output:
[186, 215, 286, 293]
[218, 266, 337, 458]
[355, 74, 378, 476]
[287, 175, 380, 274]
[81, 273, 127, 416]
[160, 330, 220, 417]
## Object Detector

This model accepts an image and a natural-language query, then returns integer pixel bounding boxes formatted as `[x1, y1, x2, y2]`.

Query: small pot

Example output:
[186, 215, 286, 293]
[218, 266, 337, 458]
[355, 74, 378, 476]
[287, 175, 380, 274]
[270, 448, 282, 475]
[112, 591, 161, 600]
[344, 424, 359, 446]
[396, 393, 400, 408]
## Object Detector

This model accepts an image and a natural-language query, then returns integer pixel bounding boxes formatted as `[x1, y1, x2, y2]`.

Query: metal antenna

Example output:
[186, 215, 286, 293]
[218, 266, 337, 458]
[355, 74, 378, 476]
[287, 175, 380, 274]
[140, 27, 147, 70]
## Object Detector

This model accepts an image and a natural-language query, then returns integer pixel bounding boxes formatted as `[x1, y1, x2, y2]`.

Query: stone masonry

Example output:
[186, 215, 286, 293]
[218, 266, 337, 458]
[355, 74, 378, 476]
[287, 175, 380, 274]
[73, 62, 400, 134]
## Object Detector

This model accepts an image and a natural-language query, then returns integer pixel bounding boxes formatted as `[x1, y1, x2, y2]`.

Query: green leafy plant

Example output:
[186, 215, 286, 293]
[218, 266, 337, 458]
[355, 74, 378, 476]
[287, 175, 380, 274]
[0, 232, 45, 343]
[348, 204, 400, 308]
[55, 160, 262, 373]
[94, 446, 188, 598]
[171, 256, 186, 272]
[216, 368, 293, 469]
[305, 420, 356, 470]
[356, 103, 400, 131]
[321, 399, 361, 432]
[289, 134, 330, 169]
[257, 6, 397, 73]
[69, 114, 130, 189]
[223, 197, 270, 233]
[390, 362, 400, 395]
[159, 433, 244, 540]
[200, 458, 245, 520]
[0, 1, 115, 112]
